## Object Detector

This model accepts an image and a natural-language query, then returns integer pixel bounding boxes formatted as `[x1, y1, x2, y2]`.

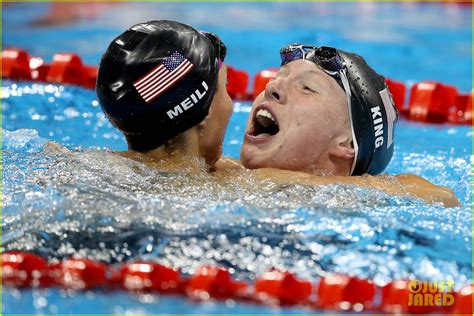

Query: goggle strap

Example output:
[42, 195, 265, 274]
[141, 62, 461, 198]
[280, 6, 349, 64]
[340, 68, 358, 175]
[300, 47, 308, 61]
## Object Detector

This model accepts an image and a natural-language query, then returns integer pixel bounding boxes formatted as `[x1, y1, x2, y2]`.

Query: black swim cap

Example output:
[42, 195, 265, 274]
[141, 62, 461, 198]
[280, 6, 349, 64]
[336, 50, 399, 175]
[96, 20, 225, 151]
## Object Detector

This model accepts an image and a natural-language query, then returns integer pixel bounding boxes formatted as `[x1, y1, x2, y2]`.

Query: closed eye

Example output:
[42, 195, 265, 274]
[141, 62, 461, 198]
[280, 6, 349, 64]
[303, 85, 317, 93]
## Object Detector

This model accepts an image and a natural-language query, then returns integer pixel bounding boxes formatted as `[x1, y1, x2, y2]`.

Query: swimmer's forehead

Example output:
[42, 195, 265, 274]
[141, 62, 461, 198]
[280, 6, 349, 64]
[278, 61, 334, 88]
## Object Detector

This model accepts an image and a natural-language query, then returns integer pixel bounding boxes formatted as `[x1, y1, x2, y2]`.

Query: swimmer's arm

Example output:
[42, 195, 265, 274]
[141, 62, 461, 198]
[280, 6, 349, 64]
[212, 156, 245, 172]
[390, 174, 460, 208]
[252, 169, 460, 207]
[44, 140, 71, 154]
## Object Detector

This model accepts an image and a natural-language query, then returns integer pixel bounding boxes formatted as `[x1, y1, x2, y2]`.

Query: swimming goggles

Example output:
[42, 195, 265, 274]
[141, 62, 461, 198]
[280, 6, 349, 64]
[280, 44, 358, 175]
[280, 44, 351, 94]
[201, 31, 227, 64]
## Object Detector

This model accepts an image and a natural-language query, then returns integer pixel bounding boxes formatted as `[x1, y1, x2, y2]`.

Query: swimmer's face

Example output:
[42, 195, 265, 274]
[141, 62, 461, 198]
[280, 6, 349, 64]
[240, 59, 354, 175]
[199, 65, 233, 166]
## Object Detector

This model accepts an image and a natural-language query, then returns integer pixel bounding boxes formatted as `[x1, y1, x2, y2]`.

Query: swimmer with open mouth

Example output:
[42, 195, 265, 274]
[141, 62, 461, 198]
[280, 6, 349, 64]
[242, 44, 398, 176]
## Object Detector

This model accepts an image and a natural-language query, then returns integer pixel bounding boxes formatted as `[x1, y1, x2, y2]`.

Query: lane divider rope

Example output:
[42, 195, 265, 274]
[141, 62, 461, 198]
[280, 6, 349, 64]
[2, 251, 472, 314]
[2, 48, 472, 125]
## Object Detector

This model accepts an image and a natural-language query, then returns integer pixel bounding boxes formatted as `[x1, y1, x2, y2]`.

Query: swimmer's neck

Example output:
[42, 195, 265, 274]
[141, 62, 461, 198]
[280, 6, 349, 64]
[122, 128, 210, 171]
[139, 144, 201, 163]
[145, 128, 200, 156]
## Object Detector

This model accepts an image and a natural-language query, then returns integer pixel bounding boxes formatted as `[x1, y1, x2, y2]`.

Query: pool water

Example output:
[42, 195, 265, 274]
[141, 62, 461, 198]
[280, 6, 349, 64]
[2, 2, 472, 314]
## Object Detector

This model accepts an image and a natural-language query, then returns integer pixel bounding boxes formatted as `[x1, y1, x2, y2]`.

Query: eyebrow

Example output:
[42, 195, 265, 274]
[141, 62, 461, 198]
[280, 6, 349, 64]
[277, 65, 290, 76]
[300, 69, 332, 88]
[301, 69, 325, 79]
[277, 65, 332, 89]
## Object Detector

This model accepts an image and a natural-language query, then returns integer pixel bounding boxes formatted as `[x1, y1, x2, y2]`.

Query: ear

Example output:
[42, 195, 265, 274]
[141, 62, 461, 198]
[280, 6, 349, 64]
[197, 116, 208, 129]
[197, 103, 214, 129]
[328, 135, 355, 161]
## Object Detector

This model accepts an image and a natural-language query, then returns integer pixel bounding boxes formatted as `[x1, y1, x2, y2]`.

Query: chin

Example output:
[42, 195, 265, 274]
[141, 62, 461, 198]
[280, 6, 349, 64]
[240, 145, 263, 169]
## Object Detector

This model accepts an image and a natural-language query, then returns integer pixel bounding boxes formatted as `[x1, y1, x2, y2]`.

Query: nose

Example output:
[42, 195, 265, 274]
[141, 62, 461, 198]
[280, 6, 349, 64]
[264, 77, 287, 104]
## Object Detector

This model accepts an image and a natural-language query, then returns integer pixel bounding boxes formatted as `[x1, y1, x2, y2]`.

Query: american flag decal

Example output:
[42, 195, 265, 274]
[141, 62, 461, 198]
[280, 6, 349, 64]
[133, 52, 194, 103]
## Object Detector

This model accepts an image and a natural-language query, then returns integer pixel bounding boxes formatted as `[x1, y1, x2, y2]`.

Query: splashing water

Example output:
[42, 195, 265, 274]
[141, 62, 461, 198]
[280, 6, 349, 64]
[2, 125, 471, 288]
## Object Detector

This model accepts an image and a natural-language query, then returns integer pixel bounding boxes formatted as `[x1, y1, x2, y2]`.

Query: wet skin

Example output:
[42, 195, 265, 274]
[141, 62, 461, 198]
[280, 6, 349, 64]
[241, 59, 354, 175]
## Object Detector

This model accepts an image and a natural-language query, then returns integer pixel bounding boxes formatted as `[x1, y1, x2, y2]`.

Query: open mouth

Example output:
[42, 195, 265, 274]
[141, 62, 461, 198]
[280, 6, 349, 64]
[249, 108, 280, 137]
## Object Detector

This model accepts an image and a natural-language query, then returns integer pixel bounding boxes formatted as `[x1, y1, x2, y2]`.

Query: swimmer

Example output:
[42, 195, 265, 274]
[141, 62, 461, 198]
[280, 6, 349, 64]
[233, 44, 459, 206]
[241, 45, 394, 176]
[96, 20, 233, 172]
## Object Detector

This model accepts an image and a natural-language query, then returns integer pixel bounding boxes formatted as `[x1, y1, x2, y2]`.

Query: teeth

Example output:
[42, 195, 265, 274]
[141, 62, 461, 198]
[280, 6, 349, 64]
[256, 109, 276, 124]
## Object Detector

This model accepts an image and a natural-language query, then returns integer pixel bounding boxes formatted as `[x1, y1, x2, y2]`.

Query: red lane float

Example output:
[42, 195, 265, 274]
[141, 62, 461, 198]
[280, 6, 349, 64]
[255, 270, 312, 305]
[252, 68, 278, 99]
[452, 285, 473, 314]
[1, 49, 98, 90]
[381, 280, 411, 313]
[385, 78, 407, 115]
[187, 266, 247, 299]
[2, 251, 47, 287]
[29, 57, 50, 81]
[83, 65, 99, 90]
[47, 53, 87, 86]
[317, 275, 350, 309]
[450, 92, 473, 124]
[316, 275, 377, 311]
[409, 81, 458, 123]
[342, 277, 376, 310]
[120, 261, 181, 293]
[462, 93, 473, 123]
[2, 49, 32, 80]
[59, 258, 107, 290]
[226, 66, 250, 100]
[1, 48, 472, 125]
[1, 252, 472, 314]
